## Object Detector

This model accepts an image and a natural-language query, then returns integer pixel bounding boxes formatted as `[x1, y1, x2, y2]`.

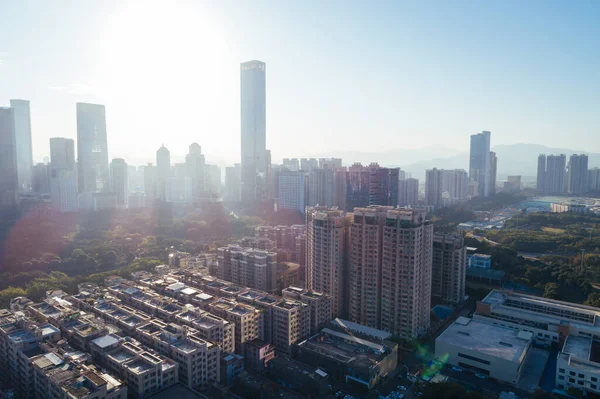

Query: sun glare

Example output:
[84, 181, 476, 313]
[95, 1, 236, 160]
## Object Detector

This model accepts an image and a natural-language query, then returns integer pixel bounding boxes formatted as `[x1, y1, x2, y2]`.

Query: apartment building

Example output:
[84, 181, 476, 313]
[34, 360, 127, 399]
[282, 286, 333, 334]
[349, 206, 391, 329]
[380, 207, 434, 339]
[432, 233, 466, 304]
[306, 206, 350, 318]
[271, 299, 311, 354]
[90, 335, 178, 398]
[217, 245, 278, 293]
[175, 309, 235, 354]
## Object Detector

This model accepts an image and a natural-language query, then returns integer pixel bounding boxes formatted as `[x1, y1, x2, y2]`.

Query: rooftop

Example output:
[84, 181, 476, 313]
[331, 318, 392, 340]
[563, 335, 592, 361]
[92, 334, 121, 349]
[436, 317, 531, 363]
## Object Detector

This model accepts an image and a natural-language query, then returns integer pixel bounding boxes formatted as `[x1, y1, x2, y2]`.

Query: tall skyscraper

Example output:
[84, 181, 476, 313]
[489, 151, 497, 195]
[225, 164, 242, 202]
[469, 130, 491, 197]
[49, 137, 77, 212]
[186, 143, 205, 200]
[333, 168, 347, 210]
[319, 158, 342, 170]
[425, 168, 443, 207]
[307, 168, 334, 207]
[349, 206, 391, 329]
[567, 154, 589, 194]
[545, 154, 567, 194]
[380, 208, 433, 339]
[240, 60, 266, 202]
[432, 233, 466, 304]
[110, 158, 128, 207]
[32, 163, 50, 193]
[205, 164, 222, 193]
[300, 158, 319, 172]
[10, 99, 33, 191]
[156, 145, 170, 200]
[368, 164, 399, 207]
[0, 107, 19, 208]
[443, 169, 468, 199]
[144, 163, 156, 200]
[588, 168, 600, 193]
[398, 178, 419, 207]
[50, 137, 75, 169]
[345, 163, 399, 210]
[278, 170, 306, 213]
[306, 206, 349, 318]
[537, 154, 546, 193]
[76, 103, 108, 193]
[282, 158, 300, 172]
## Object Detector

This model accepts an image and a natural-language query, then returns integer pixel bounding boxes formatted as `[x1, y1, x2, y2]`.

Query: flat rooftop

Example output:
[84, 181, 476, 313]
[437, 317, 531, 363]
[92, 334, 121, 349]
[332, 318, 392, 340]
[481, 290, 600, 329]
[563, 335, 592, 361]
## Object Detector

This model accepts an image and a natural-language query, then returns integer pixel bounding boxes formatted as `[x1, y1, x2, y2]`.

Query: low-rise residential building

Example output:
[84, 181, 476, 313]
[271, 299, 311, 354]
[435, 317, 532, 384]
[217, 245, 278, 293]
[282, 286, 333, 334]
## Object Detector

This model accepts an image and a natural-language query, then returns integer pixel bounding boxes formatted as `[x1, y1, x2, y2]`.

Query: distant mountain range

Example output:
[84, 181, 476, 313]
[313, 143, 600, 181]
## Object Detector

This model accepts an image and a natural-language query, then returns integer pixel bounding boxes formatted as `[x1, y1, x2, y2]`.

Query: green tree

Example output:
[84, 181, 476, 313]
[0, 286, 27, 308]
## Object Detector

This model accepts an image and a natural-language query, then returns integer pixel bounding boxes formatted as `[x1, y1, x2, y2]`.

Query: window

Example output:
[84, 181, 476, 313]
[559, 375, 565, 380]
[570, 371, 576, 376]
[593, 377, 598, 382]
[592, 384, 597, 389]
[569, 378, 575, 383]
[559, 368, 565, 373]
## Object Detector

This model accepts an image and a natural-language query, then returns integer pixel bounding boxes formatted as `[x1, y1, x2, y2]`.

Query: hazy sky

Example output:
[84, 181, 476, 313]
[1, 0, 599, 166]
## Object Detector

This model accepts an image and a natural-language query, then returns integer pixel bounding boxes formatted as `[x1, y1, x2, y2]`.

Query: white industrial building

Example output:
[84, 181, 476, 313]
[435, 317, 533, 384]
[556, 335, 600, 396]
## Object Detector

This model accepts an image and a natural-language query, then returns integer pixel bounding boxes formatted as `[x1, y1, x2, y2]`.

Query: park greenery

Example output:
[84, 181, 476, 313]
[0, 203, 270, 308]
[486, 212, 600, 254]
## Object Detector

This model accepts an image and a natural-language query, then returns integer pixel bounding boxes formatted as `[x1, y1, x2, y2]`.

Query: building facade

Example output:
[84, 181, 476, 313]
[469, 131, 491, 197]
[568, 154, 589, 194]
[10, 99, 33, 191]
[380, 208, 433, 339]
[240, 60, 267, 202]
[349, 206, 391, 329]
[77, 103, 109, 193]
[110, 158, 128, 207]
[0, 107, 19, 208]
[306, 206, 349, 318]
[432, 233, 466, 304]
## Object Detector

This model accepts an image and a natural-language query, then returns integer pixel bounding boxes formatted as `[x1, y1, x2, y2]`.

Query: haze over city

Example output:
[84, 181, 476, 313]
[1, 0, 599, 165]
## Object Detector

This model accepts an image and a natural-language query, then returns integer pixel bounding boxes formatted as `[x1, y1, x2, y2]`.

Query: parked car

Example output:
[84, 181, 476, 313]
[451, 366, 463, 372]
[398, 385, 407, 391]
[475, 373, 487, 379]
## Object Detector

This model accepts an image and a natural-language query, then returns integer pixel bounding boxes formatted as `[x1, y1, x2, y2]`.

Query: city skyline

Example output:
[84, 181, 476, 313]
[1, 1, 599, 164]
